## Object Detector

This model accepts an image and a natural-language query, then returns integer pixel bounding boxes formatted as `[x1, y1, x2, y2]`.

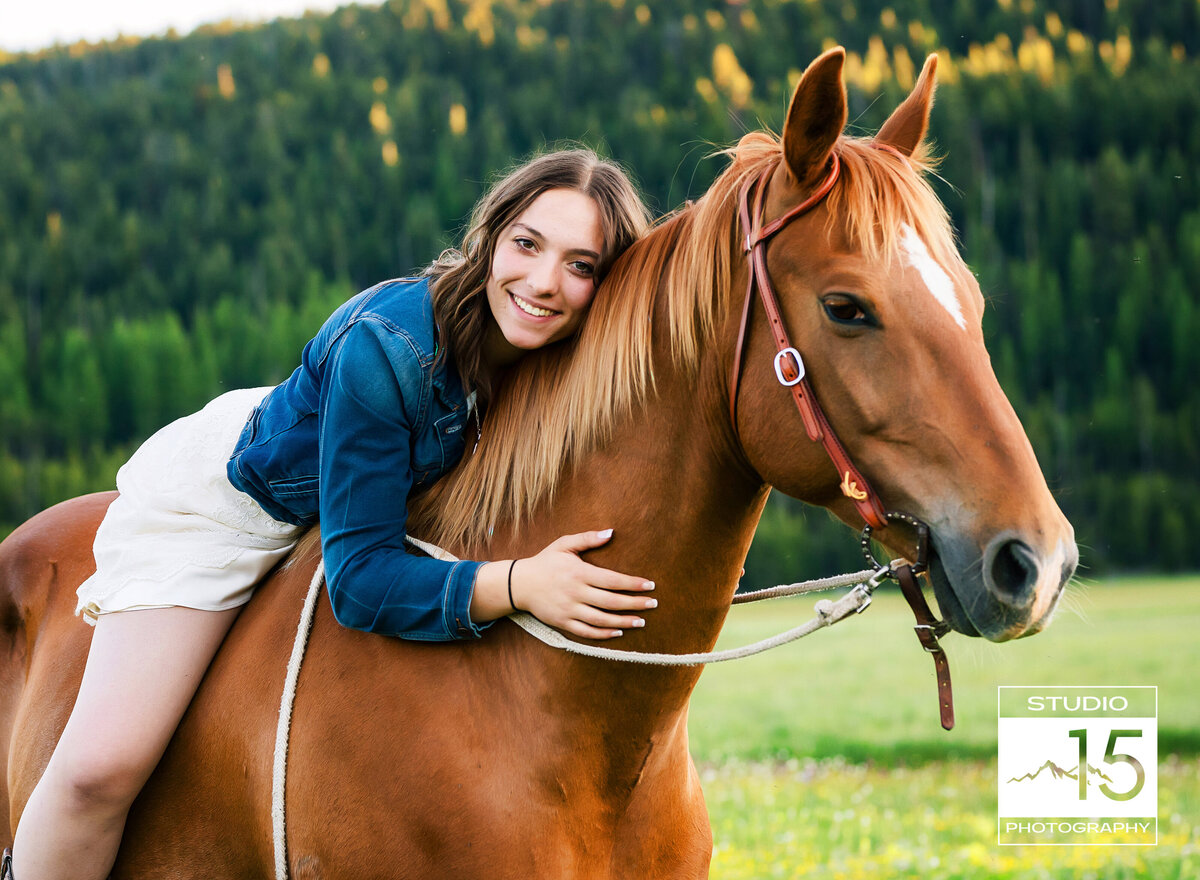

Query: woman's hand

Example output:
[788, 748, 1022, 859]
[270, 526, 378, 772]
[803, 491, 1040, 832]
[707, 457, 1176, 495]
[470, 530, 656, 639]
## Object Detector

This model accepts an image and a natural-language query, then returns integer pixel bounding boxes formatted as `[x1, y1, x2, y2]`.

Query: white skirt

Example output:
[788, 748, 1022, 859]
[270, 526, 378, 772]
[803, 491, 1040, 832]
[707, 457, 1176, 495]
[76, 387, 305, 623]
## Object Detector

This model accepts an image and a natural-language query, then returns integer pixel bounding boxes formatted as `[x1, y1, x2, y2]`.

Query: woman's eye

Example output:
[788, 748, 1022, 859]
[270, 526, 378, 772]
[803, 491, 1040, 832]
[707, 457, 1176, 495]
[822, 297, 871, 325]
[514, 236, 536, 251]
[570, 261, 595, 276]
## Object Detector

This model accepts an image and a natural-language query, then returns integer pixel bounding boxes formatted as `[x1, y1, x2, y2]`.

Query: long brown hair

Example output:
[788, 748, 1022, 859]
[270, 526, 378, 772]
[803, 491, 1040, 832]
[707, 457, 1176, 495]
[425, 149, 650, 405]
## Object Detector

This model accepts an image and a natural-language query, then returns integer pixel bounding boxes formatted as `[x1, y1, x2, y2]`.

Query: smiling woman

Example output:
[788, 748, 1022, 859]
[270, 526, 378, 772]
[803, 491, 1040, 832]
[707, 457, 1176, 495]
[3, 148, 652, 880]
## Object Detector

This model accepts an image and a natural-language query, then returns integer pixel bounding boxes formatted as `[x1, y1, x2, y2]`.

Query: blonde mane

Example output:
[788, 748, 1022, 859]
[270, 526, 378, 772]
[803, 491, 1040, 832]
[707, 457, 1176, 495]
[407, 132, 956, 551]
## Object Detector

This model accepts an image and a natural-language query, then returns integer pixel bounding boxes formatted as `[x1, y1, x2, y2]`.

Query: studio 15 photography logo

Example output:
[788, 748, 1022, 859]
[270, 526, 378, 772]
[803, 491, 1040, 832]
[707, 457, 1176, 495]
[997, 686, 1157, 845]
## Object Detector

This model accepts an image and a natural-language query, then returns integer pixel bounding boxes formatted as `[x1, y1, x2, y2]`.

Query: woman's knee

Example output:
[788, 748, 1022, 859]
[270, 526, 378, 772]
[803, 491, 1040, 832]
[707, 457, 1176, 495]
[40, 606, 241, 816]
[49, 740, 157, 814]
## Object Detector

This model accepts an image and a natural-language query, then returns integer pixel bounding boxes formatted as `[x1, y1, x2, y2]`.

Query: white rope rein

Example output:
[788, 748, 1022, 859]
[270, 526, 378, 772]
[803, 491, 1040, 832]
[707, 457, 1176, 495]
[506, 591, 872, 665]
[273, 556, 325, 880]
[403, 536, 889, 666]
[731, 569, 880, 604]
[272, 539, 886, 877]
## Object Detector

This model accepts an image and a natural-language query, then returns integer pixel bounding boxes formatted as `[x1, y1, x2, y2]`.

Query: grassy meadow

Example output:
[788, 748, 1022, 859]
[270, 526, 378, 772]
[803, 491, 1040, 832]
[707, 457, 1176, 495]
[687, 575, 1200, 879]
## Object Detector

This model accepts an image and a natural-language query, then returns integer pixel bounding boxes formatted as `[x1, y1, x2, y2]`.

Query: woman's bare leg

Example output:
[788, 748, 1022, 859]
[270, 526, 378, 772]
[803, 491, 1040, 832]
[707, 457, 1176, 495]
[12, 606, 241, 880]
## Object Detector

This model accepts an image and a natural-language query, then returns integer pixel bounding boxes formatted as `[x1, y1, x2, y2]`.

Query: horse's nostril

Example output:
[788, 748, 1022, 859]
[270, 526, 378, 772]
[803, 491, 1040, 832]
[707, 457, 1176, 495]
[986, 538, 1039, 604]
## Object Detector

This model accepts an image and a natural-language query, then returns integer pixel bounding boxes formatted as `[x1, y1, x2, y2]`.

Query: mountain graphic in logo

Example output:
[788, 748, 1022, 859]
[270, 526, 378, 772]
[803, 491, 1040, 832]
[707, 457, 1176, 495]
[1006, 759, 1114, 785]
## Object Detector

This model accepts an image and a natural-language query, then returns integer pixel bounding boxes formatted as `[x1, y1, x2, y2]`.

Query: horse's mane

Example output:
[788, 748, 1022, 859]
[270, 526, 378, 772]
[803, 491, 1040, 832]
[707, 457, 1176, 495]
[407, 131, 953, 551]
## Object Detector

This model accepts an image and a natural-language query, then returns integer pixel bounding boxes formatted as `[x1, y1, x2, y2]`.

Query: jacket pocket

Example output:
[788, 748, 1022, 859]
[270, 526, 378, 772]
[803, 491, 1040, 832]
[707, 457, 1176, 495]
[410, 409, 456, 471]
[434, 409, 467, 471]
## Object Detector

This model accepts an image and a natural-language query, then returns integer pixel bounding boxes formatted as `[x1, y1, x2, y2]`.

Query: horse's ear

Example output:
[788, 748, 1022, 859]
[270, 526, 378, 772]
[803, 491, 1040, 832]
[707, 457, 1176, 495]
[874, 53, 939, 157]
[782, 47, 847, 186]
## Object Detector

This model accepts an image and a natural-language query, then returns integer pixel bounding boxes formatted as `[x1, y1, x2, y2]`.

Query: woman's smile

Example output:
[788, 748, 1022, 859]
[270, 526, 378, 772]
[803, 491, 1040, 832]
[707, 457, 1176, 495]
[509, 291, 560, 319]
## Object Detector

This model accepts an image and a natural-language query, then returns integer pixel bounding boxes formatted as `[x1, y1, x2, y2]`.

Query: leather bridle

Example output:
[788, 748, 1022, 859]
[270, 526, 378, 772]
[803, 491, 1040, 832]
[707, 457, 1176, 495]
[729, 153, 956, 730]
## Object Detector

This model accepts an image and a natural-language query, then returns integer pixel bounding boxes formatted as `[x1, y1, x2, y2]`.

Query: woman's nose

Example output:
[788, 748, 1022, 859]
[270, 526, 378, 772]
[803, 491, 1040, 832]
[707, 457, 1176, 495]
[526, 256, 560, 296]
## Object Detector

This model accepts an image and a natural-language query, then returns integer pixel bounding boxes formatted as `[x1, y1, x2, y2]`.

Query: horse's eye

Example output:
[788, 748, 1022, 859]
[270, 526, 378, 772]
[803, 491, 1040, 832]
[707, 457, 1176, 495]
[822, 296, 872, 326]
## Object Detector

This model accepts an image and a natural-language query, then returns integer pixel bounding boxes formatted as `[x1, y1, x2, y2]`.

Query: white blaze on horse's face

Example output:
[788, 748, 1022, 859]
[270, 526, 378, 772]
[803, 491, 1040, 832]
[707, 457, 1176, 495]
[899, 223, 966, 330]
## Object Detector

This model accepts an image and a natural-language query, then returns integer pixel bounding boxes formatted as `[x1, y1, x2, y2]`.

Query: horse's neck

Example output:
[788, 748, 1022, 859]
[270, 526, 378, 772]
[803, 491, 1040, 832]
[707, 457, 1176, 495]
[492, 320, 768, 747]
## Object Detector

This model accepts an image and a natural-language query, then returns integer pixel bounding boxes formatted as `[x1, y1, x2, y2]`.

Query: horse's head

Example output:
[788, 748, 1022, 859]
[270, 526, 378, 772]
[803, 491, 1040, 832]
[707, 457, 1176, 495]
[733, 48, 1077, 641]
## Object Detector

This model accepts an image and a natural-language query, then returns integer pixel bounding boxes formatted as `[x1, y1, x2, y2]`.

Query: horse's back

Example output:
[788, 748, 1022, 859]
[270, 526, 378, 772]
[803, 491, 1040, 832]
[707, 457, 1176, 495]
[0, 499, 710, 876]
[0, 491, 114, 840]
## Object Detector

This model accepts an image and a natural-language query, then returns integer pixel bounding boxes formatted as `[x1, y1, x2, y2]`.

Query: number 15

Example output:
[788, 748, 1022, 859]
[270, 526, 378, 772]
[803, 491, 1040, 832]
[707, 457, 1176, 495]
[1068, 728, 1146, 801]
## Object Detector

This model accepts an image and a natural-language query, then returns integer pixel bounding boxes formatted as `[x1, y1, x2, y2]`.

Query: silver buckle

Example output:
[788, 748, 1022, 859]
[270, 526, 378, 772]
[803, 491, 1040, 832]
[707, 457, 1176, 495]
[773, 348, 805, 386]
[913, 623, 950, 652]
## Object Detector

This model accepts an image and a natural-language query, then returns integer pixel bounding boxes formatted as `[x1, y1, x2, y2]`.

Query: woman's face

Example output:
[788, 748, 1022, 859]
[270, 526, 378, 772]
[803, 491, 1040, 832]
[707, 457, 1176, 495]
[484, 188, 604, 364]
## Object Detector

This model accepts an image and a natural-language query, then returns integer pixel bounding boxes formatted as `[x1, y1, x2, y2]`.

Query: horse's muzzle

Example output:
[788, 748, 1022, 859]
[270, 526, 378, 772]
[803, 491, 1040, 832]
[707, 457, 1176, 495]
[927, 530, 1078, 641]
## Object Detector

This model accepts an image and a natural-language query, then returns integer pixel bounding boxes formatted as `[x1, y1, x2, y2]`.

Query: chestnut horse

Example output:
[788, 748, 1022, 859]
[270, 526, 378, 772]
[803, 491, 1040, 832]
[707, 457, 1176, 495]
[0, 49, 1075, 877]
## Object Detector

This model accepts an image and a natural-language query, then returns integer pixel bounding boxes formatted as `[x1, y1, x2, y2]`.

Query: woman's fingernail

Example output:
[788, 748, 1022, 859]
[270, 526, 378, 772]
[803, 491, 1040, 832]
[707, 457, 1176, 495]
[612, 630, 623, 637]
[645, 598, 658, 609]
[632, 618, 646, 628]
[598, 528, 614, 539]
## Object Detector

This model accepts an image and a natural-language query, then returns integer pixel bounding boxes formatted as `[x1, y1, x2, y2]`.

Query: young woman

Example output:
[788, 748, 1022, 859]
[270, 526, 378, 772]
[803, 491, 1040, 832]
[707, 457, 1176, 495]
[7, 149, 653, 879]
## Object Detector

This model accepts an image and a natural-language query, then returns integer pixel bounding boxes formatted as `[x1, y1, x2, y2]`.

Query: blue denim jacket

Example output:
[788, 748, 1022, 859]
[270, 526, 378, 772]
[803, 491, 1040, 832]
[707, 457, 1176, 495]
[227, 277, 487, 641]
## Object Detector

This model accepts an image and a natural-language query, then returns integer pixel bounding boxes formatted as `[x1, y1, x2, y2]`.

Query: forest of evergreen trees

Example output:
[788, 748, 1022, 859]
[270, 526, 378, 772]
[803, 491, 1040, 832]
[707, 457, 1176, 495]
[1, 0, 1196, 579]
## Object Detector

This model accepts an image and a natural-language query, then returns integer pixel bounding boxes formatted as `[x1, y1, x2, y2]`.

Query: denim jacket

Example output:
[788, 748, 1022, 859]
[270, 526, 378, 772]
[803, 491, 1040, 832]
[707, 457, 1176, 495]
[227, 277, 487, 641]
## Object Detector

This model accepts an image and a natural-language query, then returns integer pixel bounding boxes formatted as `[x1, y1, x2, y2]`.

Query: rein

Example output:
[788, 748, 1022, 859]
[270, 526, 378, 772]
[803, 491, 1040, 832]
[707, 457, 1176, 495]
[407, 536, 893, 664]
[273, 557, 325, 880]
[728, 153, 955, 730]
[403, 537, 951, 733]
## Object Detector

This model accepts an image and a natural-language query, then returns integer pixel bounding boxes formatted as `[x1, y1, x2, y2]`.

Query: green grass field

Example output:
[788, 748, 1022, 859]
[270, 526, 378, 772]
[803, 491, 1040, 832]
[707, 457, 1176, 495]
[687, 575, 1200, 879]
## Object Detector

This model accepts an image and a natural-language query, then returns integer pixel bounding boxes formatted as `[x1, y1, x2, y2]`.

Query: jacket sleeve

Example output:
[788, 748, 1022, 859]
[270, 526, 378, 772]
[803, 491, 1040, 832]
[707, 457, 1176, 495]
[317, 319, 488, 640]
